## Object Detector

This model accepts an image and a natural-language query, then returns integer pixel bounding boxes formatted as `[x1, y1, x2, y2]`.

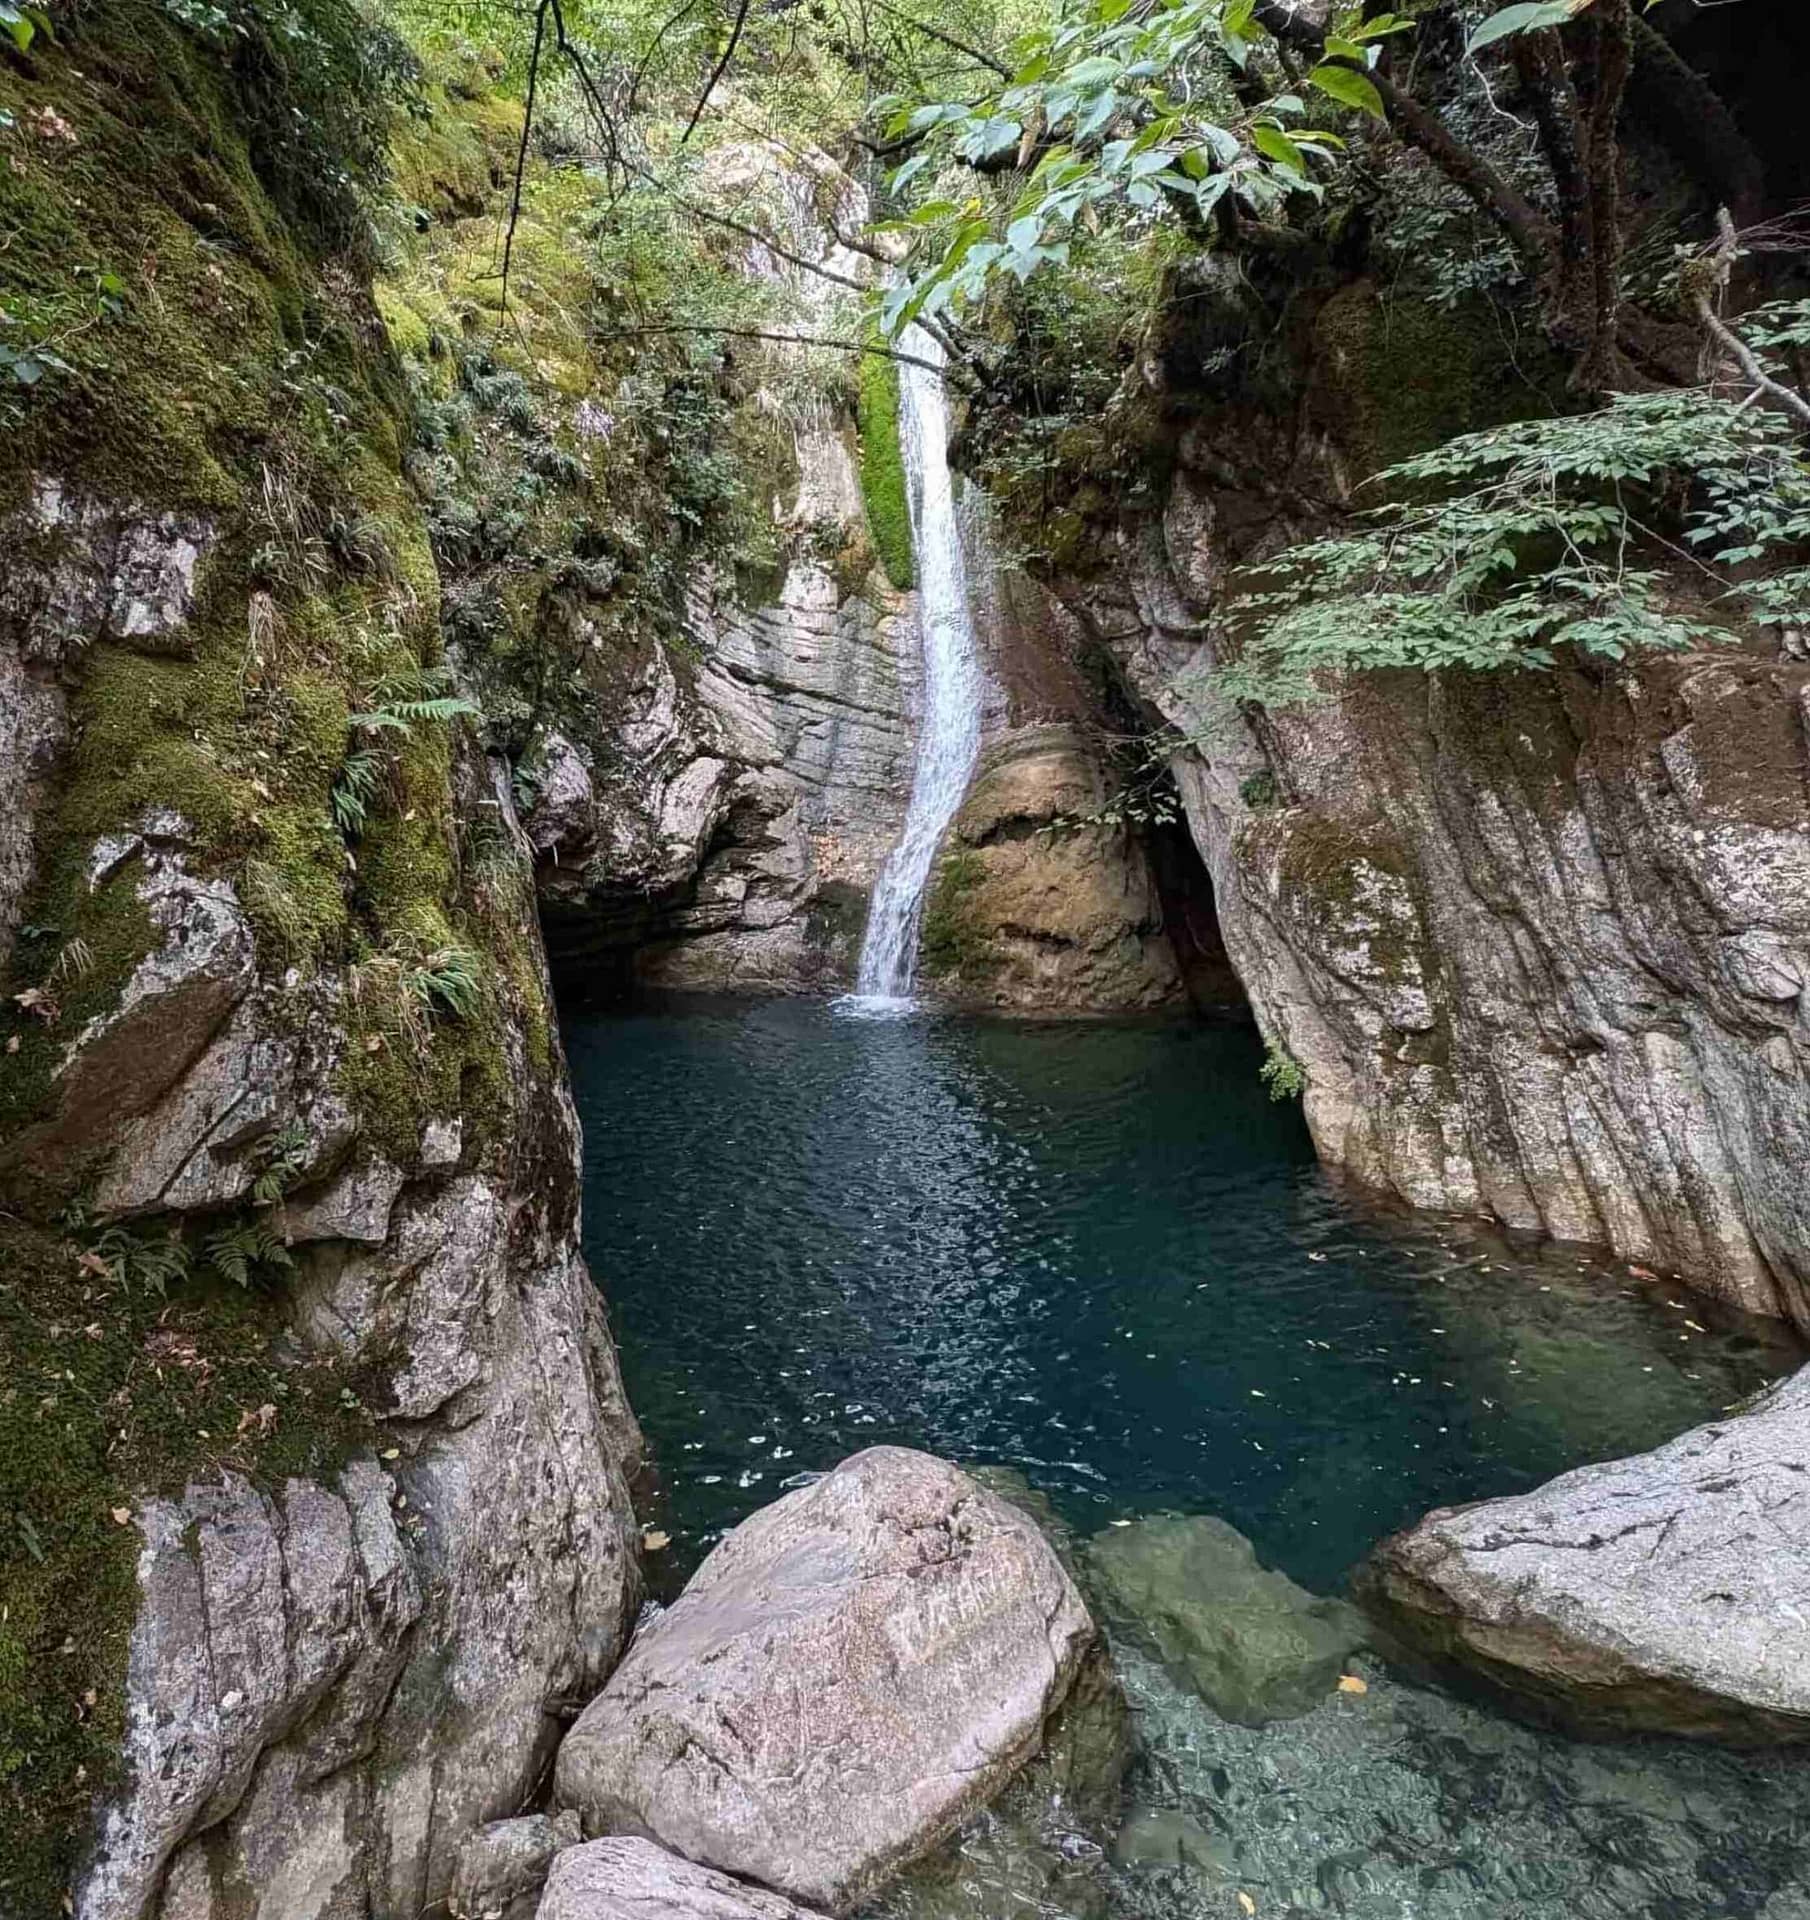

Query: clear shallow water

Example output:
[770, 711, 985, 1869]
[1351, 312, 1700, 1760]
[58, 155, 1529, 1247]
[568, 996, 1810, 1918]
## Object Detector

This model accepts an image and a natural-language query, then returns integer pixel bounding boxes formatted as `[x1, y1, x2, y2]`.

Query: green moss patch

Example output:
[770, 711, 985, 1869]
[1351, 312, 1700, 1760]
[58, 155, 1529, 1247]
[1307, 279, 1567, 479]
[919, 847, 992, 981]
[858, 345, 915, 591]
[0, 1217, 376, 1912]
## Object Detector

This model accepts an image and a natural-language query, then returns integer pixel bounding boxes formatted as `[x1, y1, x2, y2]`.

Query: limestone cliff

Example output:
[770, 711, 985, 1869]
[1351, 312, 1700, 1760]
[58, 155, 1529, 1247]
[1046, 275, 1810, 1327]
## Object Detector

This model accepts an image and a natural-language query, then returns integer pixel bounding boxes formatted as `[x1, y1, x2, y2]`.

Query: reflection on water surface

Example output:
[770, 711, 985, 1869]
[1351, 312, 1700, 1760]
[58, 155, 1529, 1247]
[568, 996, 1809, 1919]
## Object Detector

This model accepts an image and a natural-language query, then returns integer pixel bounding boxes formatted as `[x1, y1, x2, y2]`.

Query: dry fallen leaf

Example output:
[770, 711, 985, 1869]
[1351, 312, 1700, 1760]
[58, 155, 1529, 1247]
[1238, 1894, 1256, 1916]
[1337, 1674, 1368, 1695]
[109, 1506, 133, 1527]
[642, 1529, 672, 1552]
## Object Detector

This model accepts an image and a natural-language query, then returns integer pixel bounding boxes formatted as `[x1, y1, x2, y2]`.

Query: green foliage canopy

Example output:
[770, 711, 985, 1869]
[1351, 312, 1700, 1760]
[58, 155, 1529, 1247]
[1214, 388, 1810, 705]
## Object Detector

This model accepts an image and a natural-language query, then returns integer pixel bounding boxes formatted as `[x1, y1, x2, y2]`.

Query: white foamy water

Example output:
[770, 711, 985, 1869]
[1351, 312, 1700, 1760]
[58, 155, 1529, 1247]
[847, 327, 987, 1011]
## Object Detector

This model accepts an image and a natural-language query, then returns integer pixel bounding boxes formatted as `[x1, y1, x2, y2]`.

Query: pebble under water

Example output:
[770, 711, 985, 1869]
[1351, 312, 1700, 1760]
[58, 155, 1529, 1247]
[568, 995, 1810, 1920]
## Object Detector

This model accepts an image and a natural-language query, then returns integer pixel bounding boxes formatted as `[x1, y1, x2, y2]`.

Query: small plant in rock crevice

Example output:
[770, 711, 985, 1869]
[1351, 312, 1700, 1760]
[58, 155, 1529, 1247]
[405, 942, 484, 1020]
[1260, 1042, 1306, 1101]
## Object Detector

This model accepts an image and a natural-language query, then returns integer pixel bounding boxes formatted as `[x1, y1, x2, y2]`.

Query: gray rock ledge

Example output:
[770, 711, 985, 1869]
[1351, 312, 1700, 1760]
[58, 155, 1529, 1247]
[537, 1839, 834, 1920]
[1363, 1366, 1810, 1743]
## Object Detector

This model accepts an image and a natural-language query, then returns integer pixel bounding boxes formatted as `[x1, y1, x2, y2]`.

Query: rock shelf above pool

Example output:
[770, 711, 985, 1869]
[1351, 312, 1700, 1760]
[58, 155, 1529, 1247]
[537, 1839, 836, 1919]
[1364, 1364, 1810, 1744]
[553, 1447, 1105, 1915]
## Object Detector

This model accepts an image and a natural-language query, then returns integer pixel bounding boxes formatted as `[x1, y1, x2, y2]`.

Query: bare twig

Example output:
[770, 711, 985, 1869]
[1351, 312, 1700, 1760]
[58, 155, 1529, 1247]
[680, 0, 753, 144]
[1690, 208, 1810, 430]
[871, 0, 1010, 79]
[599, 322, 975, 385]
[500, 0, 549, 320]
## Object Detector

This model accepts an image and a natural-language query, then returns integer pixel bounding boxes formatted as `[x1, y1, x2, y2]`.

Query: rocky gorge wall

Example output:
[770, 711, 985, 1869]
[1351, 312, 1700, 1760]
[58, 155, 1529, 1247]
[1048, 274, 1810, 1328]
[0, 21, 1197, 1911]
[0, 18, 643, 1914]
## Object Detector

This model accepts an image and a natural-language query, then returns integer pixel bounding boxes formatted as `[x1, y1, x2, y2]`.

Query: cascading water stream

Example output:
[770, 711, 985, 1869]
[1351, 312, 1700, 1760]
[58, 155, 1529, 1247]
[848, 326, 987, 1008]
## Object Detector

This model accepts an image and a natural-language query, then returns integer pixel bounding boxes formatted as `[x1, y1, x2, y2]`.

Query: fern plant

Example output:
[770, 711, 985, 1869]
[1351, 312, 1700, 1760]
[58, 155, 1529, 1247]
[84, 1223, 193, 1297]
[329, 747, 384, 834]
[351, 663, 482, 732]
[1217, 389, 1810, 706]
[250, 1120, 311, 1206]
[331, 665, 481, 838]
[406, 944, 485, 1021]
[203, 1220, 297, 1289]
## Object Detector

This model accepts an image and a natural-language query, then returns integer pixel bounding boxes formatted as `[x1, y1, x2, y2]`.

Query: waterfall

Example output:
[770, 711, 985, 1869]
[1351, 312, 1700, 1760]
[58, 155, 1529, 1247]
[848, 327, 986, 1008]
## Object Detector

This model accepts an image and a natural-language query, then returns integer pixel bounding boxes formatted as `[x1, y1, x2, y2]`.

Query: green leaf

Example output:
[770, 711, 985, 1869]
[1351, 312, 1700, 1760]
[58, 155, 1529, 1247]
[1352, 12, 1417, 39]
[1, 1, 34, 50]
[1066, 55, 1123, 86]
[1252, 124, 1308, 174]
[1309, 62, 1384, 118]
[1467, 1, 1589, 56]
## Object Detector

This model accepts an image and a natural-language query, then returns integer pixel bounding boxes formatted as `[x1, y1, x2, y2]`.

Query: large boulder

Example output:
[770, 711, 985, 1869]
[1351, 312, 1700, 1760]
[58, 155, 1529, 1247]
[553, 1448, 1099, 1915]
[1086, 1514, 1365, 1727]
[537, 1839, 833, 1920]
[1362, 1367, 1810, 1743]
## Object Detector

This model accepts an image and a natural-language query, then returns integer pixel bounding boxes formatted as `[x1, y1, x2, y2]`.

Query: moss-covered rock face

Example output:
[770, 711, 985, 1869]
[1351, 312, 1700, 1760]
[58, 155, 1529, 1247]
[917, 727, 1183, 1015]
[0, 1216, 378, 1910]
[0, 7, 643, 1913]
[1304, 277, 1569, 480]
[857, 345, 914, 591]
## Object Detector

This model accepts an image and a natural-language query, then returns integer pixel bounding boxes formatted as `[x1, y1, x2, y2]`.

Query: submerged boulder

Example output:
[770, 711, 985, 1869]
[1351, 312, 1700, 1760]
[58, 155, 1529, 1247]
[538, 1839, 834, 1920]
[1363, 1367, 1810, 1743]
[553, 1447, 1099, 1915]
[1086, 1514, 1365, 1726]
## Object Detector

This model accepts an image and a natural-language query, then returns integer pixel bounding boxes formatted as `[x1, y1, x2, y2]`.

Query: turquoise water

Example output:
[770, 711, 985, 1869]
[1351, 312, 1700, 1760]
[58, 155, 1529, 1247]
[568, 996, 1810, 1919]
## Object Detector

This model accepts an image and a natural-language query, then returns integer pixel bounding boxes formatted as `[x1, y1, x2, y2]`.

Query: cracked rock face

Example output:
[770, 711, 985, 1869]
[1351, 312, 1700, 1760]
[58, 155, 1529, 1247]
[538, 1838, 836, 1920]
[553, 1448, 1098, 1916]
[1362, 1364, 1810, 1744]
[450, 1811, 581, 1920]
[1072, 387, 1810, 1328]
[0, 482, 214, 966]
[33, 754, 647, 1920]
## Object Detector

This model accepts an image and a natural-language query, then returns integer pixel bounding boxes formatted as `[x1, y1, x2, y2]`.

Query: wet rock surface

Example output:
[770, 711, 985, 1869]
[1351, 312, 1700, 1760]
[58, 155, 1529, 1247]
[452, 1813, 581, 1920]
[1087, 1513, 1366, 1727]
[555, 1447, 1098, 1916]
[1363, 1364, 1810, 1743]
[538, 1839, 835, 1920]
[919, 725, 1183, 1014]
